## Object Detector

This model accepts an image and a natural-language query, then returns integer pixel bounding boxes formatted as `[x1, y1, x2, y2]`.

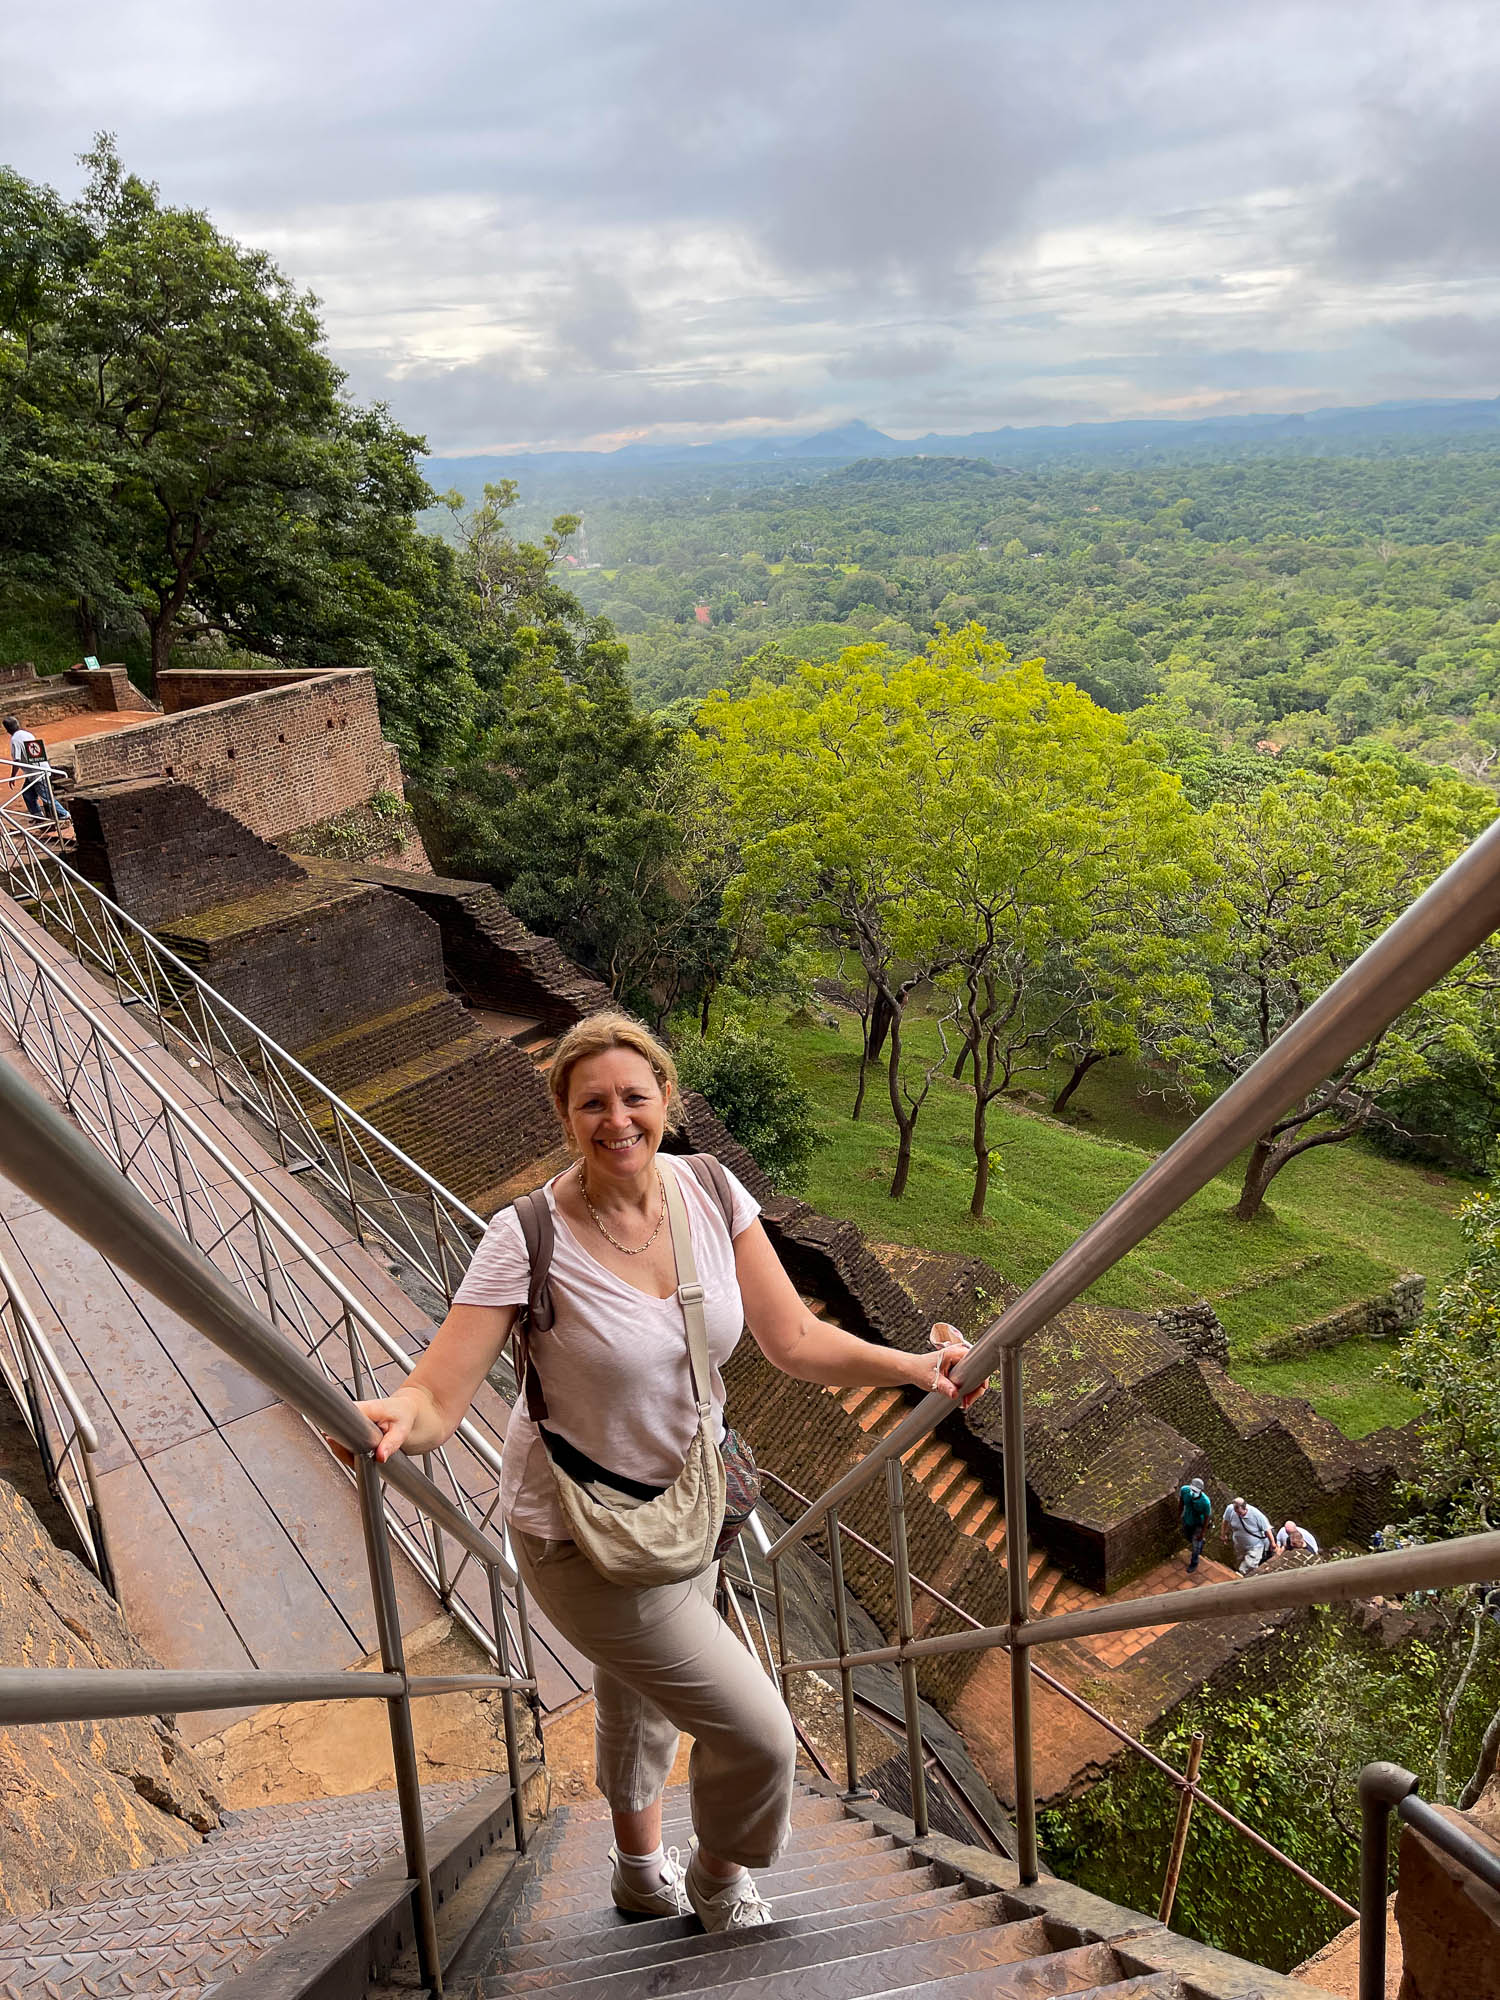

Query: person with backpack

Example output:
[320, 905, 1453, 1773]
[1179, 1476, 1212, 1571]
[3, 715, 70, 829]
[350, 1011, 982, 1935]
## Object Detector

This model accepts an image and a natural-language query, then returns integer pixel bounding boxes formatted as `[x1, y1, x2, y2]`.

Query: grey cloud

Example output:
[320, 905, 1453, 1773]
[1329, 94, 1500, 276]
[357, 351, 818, 454]
[826, 339, 955, 381]
[4, 0, 1500, 450]
[548, 262, 646, 372]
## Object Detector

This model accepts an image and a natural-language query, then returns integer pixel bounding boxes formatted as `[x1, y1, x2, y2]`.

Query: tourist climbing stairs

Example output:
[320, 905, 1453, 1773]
[453, 1777, 1326, 2000]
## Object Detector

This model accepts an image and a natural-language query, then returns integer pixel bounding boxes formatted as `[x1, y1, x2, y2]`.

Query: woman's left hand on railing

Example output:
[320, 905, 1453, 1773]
[325, 1384, 442, 1466]
[923, 1323, 989, 1411]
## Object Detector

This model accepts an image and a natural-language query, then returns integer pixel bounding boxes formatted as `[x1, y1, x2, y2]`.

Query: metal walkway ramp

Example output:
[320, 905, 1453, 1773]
[0, 884, 591, 1733]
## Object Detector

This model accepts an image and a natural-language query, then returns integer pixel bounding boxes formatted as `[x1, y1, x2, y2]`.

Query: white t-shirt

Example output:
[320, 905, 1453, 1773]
[9, 727, 39, 769]
[1276, 1523, 1320, 1555]
[453, 1158, 761, 1538]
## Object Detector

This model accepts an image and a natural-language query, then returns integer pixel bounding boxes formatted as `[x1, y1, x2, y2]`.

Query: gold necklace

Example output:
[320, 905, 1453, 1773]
[578, 1166, 665, 1254]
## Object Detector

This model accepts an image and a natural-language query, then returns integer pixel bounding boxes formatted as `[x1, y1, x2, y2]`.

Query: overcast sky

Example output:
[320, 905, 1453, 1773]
[6, 1, 1500, 454]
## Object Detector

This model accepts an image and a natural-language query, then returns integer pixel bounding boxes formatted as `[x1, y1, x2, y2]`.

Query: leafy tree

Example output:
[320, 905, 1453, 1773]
[425, 486, 730, 1015]
[697, 635, 964, 1197]
[677, 1020, 823, 1193]
[909, 648, 1215, 1215]
[1188, 757, 1499, 1219]
[1, 139, 470, 764]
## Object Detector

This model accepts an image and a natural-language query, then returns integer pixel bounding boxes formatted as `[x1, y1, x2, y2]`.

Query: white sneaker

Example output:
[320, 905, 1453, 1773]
[609, 1844, 690, 1918]
[685, 1857, 774, 1931]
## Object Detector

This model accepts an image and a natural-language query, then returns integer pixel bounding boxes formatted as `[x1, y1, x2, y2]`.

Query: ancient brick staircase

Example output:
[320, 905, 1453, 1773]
[0, 1780, 494, 1998]
[835, 1385, 1067, 1611]
[456, 1779, 1329, 2000]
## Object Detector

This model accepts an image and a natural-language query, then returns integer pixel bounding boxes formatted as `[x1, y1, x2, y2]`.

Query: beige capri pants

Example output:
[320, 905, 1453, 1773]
[512, 1531, 797, 1869]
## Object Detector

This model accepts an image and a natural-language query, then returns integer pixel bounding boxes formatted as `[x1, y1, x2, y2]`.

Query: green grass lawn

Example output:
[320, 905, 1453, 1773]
[747, 1000, 1467, 1438]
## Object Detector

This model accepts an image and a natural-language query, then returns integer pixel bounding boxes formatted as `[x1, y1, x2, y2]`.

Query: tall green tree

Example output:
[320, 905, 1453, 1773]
[0, 138, 471, 766]
[697, 636, 960, 1197]
[1190, 757, 1499, 1219]
[700, 627, 1214, 1209]
[426, 485, 730, 1015]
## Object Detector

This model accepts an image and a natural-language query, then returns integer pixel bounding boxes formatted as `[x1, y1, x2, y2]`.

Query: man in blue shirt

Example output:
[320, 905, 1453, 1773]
[1179, 1477, 1212, 1571]
[1222, 1496, 1276, 1575]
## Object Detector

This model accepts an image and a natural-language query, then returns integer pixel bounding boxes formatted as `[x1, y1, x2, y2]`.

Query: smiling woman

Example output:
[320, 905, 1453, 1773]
[351, 1008, 979, 1932]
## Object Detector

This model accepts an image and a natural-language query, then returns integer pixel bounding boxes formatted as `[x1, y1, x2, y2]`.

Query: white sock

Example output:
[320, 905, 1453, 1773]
[688, 1851, 747, 1893]
[615, 1844, 670, 1892]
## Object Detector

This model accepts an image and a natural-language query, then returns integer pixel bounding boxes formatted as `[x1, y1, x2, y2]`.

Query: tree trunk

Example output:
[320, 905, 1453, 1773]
[852, 1038, 870, 1121]
[699, 978, 715, 1036]
[1234, 1138, 1282, 1220]
[886, 1016, 917, 1199]
[75, 597, 100, 655]
[149, 609, 175, 687]
[970, 1092, 990, 1220]
[1459, 1703, 1500, 1810]
[890, 1118, 914, 1199]
[868, 988, 895, 1063]
[1052, 1049, 1112, 1116]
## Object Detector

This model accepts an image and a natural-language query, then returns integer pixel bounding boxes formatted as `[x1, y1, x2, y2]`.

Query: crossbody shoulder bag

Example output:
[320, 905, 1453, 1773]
[512, 1153, 760, 1584]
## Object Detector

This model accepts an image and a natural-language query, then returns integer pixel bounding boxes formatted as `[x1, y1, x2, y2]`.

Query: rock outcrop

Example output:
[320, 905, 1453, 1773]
[0, 1472, 221, 1917]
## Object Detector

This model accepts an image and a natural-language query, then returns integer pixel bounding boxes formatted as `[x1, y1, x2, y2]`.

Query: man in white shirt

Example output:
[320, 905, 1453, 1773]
[4, 715, 70, 828]
[1275, 1520, 1320, 1557]
[1221, 1496, 1276, 1575]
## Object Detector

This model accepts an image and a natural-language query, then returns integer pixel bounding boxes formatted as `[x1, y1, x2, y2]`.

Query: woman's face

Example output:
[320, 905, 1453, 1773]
[562, 1048, 671, 1184]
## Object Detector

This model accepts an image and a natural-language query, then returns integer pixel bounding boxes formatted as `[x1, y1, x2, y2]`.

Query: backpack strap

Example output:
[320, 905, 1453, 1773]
[512, 1189, 556, 1425]
[679, 1152, 736, 1236]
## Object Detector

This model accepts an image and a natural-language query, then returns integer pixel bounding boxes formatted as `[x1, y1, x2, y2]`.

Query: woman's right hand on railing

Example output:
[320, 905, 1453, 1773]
[326, 1385, 438, 1466]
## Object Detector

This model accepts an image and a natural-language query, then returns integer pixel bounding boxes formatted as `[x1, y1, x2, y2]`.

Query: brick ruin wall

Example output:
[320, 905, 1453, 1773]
[70, 669, 403, 843]
[70, 780, 304, 927]
[0, 661, 158, 737]
[342, 865, 615, 1030]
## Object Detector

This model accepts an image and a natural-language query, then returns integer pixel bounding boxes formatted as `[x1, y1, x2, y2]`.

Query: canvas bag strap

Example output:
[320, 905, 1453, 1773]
[512, 1189, 555, 1426]
[657, 1157, 713, 1419]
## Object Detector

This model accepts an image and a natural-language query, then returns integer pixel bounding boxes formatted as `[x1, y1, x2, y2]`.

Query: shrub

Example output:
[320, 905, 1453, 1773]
[678, 1021, 823, 1194]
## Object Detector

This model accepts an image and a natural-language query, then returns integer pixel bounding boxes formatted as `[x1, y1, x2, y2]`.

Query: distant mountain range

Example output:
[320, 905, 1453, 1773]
[425, 397, 1500, 494]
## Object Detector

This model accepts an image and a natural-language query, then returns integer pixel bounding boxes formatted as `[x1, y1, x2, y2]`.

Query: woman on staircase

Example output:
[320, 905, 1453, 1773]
[350, 1012, 978, 1934]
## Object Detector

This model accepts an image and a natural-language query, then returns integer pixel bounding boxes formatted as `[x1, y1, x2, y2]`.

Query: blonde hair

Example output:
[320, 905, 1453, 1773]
[549, 1011, 682, 1128]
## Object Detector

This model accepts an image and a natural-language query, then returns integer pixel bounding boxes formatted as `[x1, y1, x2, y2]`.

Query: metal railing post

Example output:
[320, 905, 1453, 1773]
[486, 1562, 529, 1855]
[259, 1041, 289, 1168]
[885, 1458, 928, 1837]
[1003, 1346, 1038, 1883]
[770, 1550, 794, 1713]
[1359, 1763, 1417, 2000]
[825, 1506, 870, 1801]
[1158, 1730, 1205, 1923]
[332, 1108, 367, 1246]
[356, 1453, 443, 1997]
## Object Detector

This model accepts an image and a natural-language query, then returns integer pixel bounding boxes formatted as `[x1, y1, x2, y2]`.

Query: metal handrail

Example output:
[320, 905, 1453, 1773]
[0, 1054, 535, 1997]
[762, 808, 1500, 1910]
[1358, 1762, 1500, 1999]
[769, 808, 1500, 1557]
[0, 813, 489, 1312]
[756, 1468, 1354, 1912]
[0, 1241, 114, 1592]
[0, 897, 522, 1659]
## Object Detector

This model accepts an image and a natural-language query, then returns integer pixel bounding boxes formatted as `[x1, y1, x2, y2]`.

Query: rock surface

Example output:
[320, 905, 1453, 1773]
[197, 1614, 542, 1807]
[1393, 1780, 1500, 1999]
[0, 1472, 221, 1917]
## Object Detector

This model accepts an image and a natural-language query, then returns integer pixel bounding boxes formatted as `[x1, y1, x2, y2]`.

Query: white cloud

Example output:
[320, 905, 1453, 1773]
[3, 0, 1499, 450]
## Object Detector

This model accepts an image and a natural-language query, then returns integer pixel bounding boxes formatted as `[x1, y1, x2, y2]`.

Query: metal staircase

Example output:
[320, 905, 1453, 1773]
[0, 1782, 495, 1999]
[456, 1780, 1323, 2000]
